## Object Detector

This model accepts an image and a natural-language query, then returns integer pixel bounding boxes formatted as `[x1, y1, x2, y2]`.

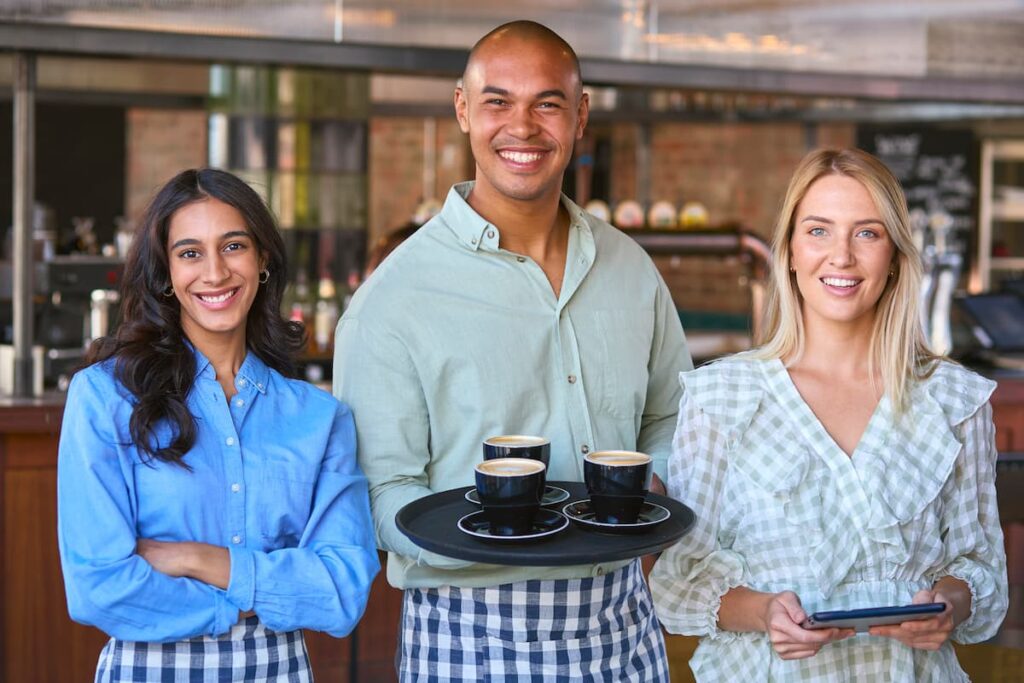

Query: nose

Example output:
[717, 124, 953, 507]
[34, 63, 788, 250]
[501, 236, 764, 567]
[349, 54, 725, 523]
[829, 236, 855, 268]
[201, 252, 230, 284]
[505, 104, 540, 140]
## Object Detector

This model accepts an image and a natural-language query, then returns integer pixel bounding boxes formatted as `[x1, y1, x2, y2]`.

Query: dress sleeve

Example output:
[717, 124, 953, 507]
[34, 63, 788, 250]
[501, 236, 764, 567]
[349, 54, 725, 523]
[636, 267, 691, 482]
[333, 315, 472, 569]
[649, 383, 748, 640]
[225, 402, 381, 637]
[57, 369, 239, 642]
[933, 402, 1008, 644]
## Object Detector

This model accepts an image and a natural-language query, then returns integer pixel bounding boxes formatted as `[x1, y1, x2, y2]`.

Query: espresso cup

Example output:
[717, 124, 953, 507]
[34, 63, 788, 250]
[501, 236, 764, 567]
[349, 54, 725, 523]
[474, 458, 546, 536]
[483, 435, 550, 498]
[583, 450, 653, 524]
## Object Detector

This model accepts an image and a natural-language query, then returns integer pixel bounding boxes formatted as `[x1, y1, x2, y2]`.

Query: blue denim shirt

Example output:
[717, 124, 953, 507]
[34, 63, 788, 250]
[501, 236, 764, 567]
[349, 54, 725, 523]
[57, 346, 379, 642]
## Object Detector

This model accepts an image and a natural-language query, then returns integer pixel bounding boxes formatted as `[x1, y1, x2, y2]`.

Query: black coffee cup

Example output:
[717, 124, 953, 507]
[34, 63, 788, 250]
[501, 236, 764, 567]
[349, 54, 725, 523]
[483, 435, 550, 497]
[474, 458, 546, 536]
[583, 451, 653, 524]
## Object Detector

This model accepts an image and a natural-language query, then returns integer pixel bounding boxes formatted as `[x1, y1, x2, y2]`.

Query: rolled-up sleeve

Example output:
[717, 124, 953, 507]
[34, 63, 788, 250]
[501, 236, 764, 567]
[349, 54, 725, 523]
[934, 403, 1008, 643]
[226, 403, 380, 637]
[650, 388, 747, 640]
[57, 370, 238, 642]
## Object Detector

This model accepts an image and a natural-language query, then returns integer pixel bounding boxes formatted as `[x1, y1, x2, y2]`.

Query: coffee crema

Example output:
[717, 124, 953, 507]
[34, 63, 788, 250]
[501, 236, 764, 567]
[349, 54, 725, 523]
[484, 435, 549, 447]
[476, 458, 545, 476]
[585, 451, 651, 466]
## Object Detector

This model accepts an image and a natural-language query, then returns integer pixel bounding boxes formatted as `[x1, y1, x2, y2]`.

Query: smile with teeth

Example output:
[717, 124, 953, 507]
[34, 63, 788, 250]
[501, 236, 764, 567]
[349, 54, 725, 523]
[196, 288, 238, 304]
[821, 277, 860, 288]
[499, 150, 545, 163]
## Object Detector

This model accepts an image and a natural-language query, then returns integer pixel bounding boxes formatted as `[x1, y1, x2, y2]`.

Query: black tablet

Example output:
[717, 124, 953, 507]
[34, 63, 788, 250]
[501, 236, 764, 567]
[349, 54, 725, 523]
[802, 603, 945, 632]
[956, 293, 1024, 352]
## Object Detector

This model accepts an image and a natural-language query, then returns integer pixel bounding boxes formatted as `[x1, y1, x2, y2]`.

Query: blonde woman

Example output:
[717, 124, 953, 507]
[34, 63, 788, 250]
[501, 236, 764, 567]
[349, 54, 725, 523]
[650, 148, 1007, 680]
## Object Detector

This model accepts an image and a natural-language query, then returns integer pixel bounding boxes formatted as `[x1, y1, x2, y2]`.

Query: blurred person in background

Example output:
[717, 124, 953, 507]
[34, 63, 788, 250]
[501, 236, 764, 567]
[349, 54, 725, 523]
[57, 168, 379, 682]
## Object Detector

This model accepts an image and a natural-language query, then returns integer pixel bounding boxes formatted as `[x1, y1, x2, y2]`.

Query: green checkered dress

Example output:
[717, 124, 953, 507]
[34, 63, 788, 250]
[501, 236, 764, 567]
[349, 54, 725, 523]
[650, 355, 1008, 682]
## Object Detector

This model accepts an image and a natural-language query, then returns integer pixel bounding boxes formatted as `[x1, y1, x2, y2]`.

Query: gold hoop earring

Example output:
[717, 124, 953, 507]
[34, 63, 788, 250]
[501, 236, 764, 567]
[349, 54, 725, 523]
[259, 269, 270, 284]
[162, 285, 174, 297]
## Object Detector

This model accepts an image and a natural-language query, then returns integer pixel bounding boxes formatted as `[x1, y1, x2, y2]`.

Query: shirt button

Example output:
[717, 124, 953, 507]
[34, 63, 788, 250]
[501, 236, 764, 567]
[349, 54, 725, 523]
[239, 379, 247, 387]
[581, 445, 590, 454]
[231, 483, 241, 493]
[225, 437, 235, 446]
[516, 256, 526, 263]
[256, 383, 264, 391]
[234, 398, 244, 407]
[471, 237, 478, 245]
[568, 374, 577, 384]
[487, 230, 495, 239]
[231, 535, 241, 544]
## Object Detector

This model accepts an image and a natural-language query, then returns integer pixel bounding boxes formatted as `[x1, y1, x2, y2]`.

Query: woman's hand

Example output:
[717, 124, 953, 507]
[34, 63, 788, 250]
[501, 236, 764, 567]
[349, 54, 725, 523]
[764, 591, 854, 660]
[868, 586, 960, 650]
[137, 538, 231, 590]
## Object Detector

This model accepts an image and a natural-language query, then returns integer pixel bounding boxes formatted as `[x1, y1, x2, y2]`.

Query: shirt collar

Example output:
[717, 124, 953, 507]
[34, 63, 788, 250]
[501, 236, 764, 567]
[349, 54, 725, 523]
[440, 181, 591, 251]
[188, 342, 270, 394]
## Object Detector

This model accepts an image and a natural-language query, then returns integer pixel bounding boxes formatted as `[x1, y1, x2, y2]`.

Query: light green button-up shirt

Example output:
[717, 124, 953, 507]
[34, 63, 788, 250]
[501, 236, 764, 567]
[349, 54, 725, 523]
[334, 182, 691, 589]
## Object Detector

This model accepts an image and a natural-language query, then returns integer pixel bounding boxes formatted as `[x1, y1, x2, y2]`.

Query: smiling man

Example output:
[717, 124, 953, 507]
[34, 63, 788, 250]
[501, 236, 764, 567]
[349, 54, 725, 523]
[334, 20, 690, 682]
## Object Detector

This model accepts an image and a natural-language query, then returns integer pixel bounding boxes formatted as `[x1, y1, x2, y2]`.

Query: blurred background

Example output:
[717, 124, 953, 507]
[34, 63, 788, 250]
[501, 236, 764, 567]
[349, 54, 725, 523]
[1, 2, 1023, 681]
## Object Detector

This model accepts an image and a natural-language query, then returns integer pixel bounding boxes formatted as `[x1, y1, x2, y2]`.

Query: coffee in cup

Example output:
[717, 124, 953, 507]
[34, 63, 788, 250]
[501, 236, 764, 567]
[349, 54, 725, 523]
[583, 450, 653, 524]
[474, 458, 546, 536]
[483, 434, 550, 497]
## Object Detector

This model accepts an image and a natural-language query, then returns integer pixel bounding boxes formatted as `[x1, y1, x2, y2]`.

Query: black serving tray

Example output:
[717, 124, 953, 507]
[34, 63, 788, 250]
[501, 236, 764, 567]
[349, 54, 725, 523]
[396, 480, 695, 566]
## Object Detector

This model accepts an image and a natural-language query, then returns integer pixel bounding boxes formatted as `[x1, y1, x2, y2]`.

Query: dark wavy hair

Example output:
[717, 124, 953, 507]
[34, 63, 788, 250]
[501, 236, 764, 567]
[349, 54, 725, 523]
[85, 168, 306, 468]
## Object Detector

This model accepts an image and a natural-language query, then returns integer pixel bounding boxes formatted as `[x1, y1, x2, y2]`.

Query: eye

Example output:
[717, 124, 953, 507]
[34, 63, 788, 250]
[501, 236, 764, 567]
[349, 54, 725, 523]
[537, 101, 561, 109]
[223, 241, 247, 252]
[808, 226, 827, 237]
[856, 228, 879, 239]
[177, 248, 200, 259]
[484, 97, 507, 107]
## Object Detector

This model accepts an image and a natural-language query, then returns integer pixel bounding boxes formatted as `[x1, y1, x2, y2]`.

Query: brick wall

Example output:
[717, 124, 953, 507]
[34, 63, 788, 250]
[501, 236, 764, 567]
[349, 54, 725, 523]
[368, 117, 471, 246]
[606, 121, 855, 326]
[124, 109, 208, 224]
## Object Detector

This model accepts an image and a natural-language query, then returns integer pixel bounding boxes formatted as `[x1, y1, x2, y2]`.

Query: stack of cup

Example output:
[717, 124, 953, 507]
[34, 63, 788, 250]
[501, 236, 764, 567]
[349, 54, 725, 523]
[473, 435, 551, 536]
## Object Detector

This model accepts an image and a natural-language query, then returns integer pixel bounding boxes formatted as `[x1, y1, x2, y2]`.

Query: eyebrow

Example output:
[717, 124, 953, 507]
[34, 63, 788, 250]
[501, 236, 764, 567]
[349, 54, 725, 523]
[481, 85, 568, 100]
[170, 230, 251, 250]
[800, 216, 885, 226]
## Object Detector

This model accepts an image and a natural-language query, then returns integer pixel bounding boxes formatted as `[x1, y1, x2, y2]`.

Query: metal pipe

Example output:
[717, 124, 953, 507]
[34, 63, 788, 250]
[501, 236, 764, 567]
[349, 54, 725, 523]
[12, 52, 36, 397]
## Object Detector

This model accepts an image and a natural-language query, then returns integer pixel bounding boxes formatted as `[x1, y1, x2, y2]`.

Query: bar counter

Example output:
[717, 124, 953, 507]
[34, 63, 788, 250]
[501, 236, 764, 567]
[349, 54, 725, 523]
[2, 374, 1023, 682]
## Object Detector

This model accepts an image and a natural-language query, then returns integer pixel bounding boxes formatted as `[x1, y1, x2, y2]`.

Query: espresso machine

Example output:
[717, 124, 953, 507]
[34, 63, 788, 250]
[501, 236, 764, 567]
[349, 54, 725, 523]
[35, 255, 123, 388]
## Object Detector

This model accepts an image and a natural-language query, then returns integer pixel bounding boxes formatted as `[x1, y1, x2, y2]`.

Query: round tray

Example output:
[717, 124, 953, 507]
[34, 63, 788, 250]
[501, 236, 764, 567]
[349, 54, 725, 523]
[396, 481, 695, 566]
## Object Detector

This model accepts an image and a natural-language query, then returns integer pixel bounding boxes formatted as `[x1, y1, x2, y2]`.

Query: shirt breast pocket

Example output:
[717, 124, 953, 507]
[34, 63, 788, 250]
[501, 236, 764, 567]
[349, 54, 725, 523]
[256, 462, 316, 547]
[577, 309, 655, 421]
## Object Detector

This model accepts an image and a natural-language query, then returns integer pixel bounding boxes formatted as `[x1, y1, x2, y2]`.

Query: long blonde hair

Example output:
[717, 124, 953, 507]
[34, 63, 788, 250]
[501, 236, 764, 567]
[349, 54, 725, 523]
[755, 148, 940, 412]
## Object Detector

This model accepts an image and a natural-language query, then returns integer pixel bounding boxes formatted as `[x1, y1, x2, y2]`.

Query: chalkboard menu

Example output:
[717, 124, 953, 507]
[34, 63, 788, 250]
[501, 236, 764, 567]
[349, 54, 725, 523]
[856, 126, 978, 234]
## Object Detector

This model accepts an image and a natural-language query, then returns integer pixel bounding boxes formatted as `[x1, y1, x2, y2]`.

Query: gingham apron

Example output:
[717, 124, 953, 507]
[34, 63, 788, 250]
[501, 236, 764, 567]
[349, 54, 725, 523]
[399, 559, 669, 682]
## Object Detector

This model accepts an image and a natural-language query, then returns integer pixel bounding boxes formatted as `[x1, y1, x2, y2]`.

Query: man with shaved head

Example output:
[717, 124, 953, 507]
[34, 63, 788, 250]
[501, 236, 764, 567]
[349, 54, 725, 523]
[335, 20, 689, 681]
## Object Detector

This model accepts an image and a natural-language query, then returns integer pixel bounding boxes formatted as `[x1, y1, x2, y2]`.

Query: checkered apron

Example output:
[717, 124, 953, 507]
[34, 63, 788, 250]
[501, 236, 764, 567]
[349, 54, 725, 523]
[399, 559, 669, 682]
[93, 616, 312, 682]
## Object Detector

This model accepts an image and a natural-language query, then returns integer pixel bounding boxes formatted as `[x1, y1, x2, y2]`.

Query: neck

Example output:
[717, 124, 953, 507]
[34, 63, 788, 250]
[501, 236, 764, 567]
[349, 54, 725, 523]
[792, 312, 876, 379]
[185, 327, 247, 385]
[466, 181, 567, 260]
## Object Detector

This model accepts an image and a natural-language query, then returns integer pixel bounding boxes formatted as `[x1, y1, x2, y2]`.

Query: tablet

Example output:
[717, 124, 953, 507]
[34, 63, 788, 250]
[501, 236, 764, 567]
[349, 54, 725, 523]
[802, 603, 945, 632]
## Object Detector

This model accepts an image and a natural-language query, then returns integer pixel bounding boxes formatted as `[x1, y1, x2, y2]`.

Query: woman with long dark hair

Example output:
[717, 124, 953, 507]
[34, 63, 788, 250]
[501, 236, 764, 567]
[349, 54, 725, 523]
[57, 168, 379, 682]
